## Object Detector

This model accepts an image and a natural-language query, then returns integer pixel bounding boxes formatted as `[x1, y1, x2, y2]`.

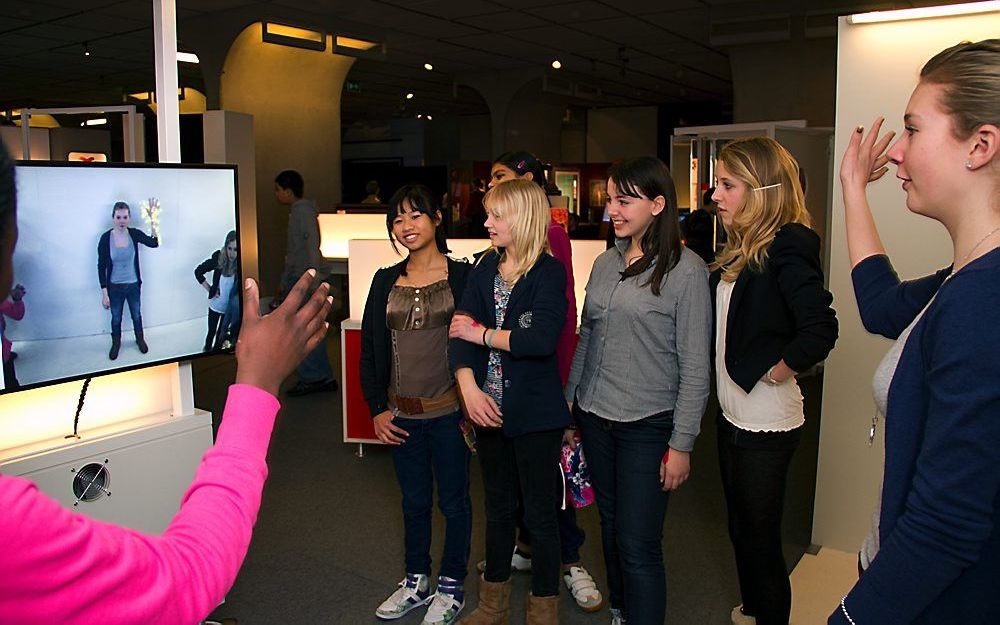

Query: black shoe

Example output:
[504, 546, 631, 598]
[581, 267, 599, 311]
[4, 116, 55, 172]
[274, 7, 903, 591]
[109, 337, 121, 360]
[136, 331, 149, 354]
[286, 378, 338, 397]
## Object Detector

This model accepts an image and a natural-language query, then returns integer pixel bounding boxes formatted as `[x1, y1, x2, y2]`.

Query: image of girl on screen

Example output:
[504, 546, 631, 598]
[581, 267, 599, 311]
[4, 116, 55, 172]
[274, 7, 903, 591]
[195, 230, 240, 351]
[0, 282, 25, 389]
[97, 200, 159, 360]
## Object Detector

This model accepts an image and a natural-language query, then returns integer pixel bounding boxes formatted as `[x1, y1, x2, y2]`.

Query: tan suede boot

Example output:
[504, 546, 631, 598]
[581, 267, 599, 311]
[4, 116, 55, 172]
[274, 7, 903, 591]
[525, 593, 559, 625]
[461, 576, 512, 624]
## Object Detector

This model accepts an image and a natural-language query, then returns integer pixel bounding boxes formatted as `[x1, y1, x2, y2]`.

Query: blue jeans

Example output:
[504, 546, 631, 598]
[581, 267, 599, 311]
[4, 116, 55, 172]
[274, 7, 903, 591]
[576, 405, 673, 625]
[108, 282, 142, 336]
[221, 289, 241, 344]
[392, 410, 472, 580]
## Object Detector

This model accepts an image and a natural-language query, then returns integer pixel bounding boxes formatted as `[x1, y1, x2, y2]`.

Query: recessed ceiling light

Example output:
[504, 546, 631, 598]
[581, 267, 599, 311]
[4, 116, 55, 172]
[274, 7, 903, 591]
[405, 92, 414, 100]
[84, 118, 107, 126]
[551, 60, 562, 69]
[423, 63, 433, 71]
[84, 42, 91, 57]
[426, 115, 433, 121]
[417, 114, 423, 119]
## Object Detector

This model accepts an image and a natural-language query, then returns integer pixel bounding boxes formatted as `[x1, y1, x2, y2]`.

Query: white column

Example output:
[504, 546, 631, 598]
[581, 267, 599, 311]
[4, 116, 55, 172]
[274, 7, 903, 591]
[152, 0, 181, 163]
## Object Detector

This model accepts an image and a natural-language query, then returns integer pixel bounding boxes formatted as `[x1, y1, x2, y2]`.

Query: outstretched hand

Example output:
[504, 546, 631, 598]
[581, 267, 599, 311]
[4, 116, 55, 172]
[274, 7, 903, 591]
[235, 269, 332, 396]
[840, 117, 896, 196]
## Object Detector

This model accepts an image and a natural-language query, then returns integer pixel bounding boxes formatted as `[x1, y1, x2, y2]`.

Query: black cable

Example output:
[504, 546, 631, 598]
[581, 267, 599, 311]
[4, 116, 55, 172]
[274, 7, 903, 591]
[66, 377, 91, 439]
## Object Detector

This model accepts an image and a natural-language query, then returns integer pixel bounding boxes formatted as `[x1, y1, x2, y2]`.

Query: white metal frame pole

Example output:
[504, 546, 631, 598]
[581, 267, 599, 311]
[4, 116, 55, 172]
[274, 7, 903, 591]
[152, 0, 181, 164]
[152, 0, 194, 416]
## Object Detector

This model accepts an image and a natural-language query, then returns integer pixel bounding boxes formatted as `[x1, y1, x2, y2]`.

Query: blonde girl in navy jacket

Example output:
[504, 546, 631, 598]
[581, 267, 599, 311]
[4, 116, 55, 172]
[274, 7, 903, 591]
[449, 179, 570, 624]
[834, 39, 1000, 625]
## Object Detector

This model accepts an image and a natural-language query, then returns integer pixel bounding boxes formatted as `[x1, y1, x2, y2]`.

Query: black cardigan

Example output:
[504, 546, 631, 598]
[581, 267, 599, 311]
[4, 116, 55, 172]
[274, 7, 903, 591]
[193, 251, 235, 300]
[449, 252, 572, 437]
[709, 223, 838, 393]
[359, 256, 472, 418]
[97, 227, 158, 289]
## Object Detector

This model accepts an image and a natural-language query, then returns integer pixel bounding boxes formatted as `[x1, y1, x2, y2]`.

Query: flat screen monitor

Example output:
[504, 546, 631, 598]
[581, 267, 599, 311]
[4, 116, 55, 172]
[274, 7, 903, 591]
[6, 162, 240, 394]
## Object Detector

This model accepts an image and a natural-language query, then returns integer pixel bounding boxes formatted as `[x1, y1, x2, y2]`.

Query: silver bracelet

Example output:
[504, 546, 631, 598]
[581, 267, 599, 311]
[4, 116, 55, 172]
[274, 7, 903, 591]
[486, 329, 496, 349]
[840, 597, 857, 625]
[764, 366, 780, 386]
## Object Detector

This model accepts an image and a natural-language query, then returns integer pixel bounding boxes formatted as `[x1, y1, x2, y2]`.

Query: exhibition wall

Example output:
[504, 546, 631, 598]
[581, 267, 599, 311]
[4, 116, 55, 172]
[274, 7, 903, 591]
[814, 10, 1000, 552]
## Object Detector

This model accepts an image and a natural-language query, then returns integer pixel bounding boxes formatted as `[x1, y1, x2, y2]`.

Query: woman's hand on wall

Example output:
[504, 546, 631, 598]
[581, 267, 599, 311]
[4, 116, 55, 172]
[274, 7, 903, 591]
[373, 410, 408, 445]
[840, 117, 895, 198]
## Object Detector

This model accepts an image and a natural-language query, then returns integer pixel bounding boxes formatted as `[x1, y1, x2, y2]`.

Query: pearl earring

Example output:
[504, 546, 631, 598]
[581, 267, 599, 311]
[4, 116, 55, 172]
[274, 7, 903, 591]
[966, 161, 973, 169]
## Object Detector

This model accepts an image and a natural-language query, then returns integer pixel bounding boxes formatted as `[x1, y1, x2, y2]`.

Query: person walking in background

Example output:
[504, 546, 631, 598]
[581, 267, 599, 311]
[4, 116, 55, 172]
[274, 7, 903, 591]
[449, 179, 571, 625]
[709, 137, 838, 625]
[566, 156, 711, 625]
[362, 180, 383, 205]
[361, 185, 473, 625]
[273, 170, 337, 397]
[832, 39, 1000, 625]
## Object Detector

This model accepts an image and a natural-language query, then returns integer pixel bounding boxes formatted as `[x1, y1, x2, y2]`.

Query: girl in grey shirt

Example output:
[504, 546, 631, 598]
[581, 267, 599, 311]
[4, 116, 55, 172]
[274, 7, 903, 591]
[566, 156, 711, 625]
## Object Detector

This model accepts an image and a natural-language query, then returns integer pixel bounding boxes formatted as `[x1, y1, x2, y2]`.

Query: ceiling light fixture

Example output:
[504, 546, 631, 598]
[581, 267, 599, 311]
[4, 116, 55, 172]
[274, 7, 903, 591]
[84, 118, 107, 126]
[84, 42, 91, 57]
[177, 52, 200, 64]
[551, 60, 562, 69]
[336, 36, 378, 51]
[426, 115, 433, 121]
[417, 114, 423, 119]
[405, 92, 414, 100]
[848, 1, 999, 24]
[423, 63, 434, 71]
[262, 22, 326, 51]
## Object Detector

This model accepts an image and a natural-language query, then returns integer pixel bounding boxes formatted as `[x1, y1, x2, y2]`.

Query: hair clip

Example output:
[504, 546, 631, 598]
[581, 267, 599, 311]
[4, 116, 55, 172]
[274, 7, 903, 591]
[516, 160, 526, 171]
[753, 183, 782, 191]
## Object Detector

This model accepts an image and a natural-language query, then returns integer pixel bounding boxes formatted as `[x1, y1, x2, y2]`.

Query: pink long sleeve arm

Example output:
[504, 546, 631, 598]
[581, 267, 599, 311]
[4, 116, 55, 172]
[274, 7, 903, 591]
[0, 384, 280, 625]
[0, 298, 25, 320]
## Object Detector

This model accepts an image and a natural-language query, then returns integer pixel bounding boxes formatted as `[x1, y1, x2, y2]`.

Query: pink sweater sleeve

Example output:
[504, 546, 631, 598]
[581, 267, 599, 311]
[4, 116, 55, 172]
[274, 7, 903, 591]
[0, 384, 280, 625]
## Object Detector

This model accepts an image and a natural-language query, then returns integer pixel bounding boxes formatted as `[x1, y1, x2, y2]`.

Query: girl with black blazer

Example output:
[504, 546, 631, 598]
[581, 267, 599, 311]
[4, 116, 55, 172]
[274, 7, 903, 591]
[194, 230, 239, 351]
[449, 179, 570, 625]
[710, 137, 838, 625]
[359, 185, 473, 625]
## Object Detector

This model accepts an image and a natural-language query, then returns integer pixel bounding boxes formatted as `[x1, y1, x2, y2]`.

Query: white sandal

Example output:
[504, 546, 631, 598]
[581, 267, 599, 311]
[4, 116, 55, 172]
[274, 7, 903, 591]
[563, 565, 603, 612]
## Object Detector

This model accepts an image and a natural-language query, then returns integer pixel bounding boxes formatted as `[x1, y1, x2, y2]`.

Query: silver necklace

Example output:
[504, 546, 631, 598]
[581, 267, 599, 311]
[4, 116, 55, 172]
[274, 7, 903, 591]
[959, 225, 1000, 266]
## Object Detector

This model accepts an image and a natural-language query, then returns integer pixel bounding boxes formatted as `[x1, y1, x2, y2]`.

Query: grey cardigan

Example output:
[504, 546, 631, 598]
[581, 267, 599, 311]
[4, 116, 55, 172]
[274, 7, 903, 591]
[566, 242, 712, 452]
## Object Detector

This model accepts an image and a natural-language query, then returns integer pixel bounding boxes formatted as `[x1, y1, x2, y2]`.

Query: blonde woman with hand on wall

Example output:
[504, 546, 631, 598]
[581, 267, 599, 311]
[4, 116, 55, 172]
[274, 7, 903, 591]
[832, 39, 1000, 625]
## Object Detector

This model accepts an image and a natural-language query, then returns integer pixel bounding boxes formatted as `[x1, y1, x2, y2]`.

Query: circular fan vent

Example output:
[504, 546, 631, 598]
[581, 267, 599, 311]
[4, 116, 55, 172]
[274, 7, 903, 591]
[72, 462, 110, 504]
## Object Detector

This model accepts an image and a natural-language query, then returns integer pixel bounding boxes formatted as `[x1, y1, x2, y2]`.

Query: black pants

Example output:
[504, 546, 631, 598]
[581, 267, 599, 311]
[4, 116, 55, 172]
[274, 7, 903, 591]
[205, 309, 223, 350]
[476, 426, 563, 597]
[3, 357, 18, 390]
[717, 415, 802, 625]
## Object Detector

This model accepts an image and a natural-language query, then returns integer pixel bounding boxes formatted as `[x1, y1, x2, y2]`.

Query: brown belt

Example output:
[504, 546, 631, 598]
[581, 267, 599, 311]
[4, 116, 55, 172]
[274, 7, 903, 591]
[390, 388, 460, 416]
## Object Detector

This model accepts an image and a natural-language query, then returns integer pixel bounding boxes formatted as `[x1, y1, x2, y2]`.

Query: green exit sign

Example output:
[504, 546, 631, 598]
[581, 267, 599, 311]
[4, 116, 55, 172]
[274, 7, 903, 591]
[346, 80, 361, 93]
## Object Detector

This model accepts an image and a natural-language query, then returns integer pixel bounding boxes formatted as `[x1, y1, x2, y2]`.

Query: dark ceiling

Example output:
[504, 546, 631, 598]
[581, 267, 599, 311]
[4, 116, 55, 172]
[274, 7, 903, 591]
[0, 0, 973, 123]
